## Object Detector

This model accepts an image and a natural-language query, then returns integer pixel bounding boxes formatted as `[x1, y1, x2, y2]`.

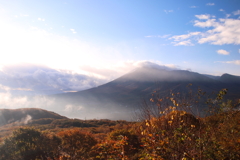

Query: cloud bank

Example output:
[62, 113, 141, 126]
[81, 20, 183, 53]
[0, 64, 106, 95]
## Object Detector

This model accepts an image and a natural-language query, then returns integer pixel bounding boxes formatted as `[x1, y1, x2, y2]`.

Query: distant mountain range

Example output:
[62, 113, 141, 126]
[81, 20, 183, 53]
[48, 67, 240, 120]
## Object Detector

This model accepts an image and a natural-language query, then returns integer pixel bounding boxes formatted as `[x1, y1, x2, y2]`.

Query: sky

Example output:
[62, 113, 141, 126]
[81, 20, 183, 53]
[0, 0, 240, 93]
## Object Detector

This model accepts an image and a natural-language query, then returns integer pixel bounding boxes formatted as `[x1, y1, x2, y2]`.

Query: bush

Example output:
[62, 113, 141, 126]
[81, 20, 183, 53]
[57, 128, 97, 159]
[0, 127, 61, 160]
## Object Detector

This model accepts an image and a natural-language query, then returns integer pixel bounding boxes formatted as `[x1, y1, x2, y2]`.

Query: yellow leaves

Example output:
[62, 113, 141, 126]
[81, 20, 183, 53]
[145, 120, 151, 127]
[168, 121, 172, 125]
[180, 111, 186, 116]
[146, 122, 150, 126]
[160, 111, 165, 114]
[158, 98, 163, 102]
[170, 97, 179, 107]
[150, 98, 154, 102]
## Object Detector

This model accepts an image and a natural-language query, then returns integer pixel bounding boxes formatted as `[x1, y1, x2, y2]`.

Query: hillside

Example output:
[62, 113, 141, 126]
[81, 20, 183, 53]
[0, 108, 68, 127]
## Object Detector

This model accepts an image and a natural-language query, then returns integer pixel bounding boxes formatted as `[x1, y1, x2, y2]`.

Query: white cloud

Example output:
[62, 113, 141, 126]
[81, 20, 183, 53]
[217, 49, 229, 55]
[206, 3, 215, 6]
[0, 84, 11, 91]
[219, 9, 224, 12]
[170, 32, 201, 41]
[195, 14, 211, 20]
[197, 18, 240, 45]
[194, 18, 217, 28]
[218, 60, 240, 65]
[168, 14, 240, 46]
[233, 10, 240, 15]
[130, 61, 178, 70]
[173, 40, 194, 46]
[70, 28, 77, 34]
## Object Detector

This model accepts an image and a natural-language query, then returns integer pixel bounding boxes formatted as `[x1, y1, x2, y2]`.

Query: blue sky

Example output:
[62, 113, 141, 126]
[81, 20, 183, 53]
[0, 0, 239, 87]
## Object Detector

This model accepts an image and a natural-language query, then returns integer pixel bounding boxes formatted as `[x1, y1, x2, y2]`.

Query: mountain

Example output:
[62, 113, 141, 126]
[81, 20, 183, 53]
[49, 67, 240, 120]
[219, 73, 240, 84]
[0, 108, 68, 127]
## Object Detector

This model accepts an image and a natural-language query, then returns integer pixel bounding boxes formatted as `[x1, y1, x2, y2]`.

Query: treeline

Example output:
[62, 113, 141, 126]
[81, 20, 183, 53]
[30, 118, 131, 128]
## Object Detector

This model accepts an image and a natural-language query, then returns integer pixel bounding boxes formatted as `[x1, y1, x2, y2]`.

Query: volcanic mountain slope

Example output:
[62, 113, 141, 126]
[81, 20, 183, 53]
[0, 108, 68, 127]
[51, 67, 240, 120]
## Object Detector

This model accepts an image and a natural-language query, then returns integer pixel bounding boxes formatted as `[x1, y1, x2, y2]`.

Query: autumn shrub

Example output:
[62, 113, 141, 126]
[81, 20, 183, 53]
[57, 128, 97, 160]
[108, 129, 142, 158]
[90, 139, 122, 160]
[0, 127, 61, 160]
[90, 129, 141, 160]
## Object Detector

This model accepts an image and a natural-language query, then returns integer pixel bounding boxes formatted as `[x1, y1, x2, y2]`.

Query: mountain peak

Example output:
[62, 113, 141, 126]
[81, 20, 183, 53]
[220, 73, 240, 83]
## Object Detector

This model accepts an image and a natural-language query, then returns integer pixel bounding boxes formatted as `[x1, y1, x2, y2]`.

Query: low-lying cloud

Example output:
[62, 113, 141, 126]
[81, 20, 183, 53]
[0, 92, 54, 109]
[0, 64, 106, 95]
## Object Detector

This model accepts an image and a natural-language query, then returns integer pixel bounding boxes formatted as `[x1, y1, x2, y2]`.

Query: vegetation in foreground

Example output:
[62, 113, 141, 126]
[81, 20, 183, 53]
[0, 88, 240, 160]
